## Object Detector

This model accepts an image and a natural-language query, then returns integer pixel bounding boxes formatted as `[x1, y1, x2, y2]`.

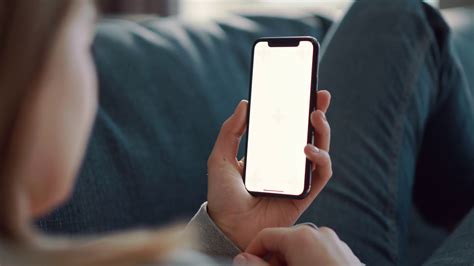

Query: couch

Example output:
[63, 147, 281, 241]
[36, 7, 473, 265]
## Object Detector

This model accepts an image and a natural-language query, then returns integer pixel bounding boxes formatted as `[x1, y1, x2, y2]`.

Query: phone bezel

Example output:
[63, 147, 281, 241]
[243, 36, 320, 199]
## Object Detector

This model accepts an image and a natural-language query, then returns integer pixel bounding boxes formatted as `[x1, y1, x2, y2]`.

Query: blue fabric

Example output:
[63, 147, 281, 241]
[424, 208, 474, 265]
[36, 13, 330, 234]
[35, 5, 474, 265]
[299, 1, 474, 265]
[446, 7, 474, 92]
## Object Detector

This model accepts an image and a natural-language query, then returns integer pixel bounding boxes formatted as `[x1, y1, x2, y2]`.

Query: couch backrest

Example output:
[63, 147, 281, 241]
[36, 13, 330, 234]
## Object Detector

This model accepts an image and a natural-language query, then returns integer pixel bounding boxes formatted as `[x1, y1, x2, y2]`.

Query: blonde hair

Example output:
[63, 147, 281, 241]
[0, 0, 72, 241]
[0, 226, 189, 266]
[0, 1, 190, 265]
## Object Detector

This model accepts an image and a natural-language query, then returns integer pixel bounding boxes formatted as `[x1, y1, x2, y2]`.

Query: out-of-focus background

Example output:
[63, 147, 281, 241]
[37, 1, 473, 265]
[96, 0, 472, 17]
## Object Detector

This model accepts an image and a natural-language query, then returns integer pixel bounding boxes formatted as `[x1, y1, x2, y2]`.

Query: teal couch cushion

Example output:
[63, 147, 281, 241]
[34, 8, 474, 265]
[36, 13, 330, 234]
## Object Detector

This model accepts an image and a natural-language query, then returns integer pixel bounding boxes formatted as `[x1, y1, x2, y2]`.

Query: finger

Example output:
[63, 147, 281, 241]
[268, 253, 286, 266]
[239, 156, 245, 166]
[245, 228, 289, 258]
[340, 240, 354, 256]
[318, 226, 339, 240]
[311, 110, 330, 151]
[211, 100, 248, 161]
[304, 144, 332, 200]
[237, 156, 246, 175]
[316, 90, 331, 113]
[234, 253, 269, 266]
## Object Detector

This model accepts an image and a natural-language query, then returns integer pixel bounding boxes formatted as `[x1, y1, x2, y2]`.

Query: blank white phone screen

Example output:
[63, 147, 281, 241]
[245, 40, 314, 196]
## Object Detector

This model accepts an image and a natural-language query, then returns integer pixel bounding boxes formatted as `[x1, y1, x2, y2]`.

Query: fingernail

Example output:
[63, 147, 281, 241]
[235, 100, 248, 114]
[233, 254, 247, 265]
[308, 144, 319, 153]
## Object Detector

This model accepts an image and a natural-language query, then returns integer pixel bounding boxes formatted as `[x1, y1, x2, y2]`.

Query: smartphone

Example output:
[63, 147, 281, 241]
[243, 36, 319, 199]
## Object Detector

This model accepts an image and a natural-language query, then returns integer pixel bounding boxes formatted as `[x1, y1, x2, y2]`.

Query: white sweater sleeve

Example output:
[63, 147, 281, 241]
[186, 202, 241, 258]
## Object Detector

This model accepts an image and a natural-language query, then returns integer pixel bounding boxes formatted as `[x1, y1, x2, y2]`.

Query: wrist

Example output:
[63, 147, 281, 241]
[207, 207, 250, 250]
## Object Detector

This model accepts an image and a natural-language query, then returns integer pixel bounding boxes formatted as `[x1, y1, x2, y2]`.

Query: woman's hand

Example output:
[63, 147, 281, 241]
[207, 90, 332, 249]
[233, 225, 362, 266]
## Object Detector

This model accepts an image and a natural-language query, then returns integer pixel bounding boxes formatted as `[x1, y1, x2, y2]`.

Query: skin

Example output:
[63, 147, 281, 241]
[8, 1, 98, 217]
[207, 90, 334, 250]
[6, 1, 358, 264]
[234, 225, 362, 266]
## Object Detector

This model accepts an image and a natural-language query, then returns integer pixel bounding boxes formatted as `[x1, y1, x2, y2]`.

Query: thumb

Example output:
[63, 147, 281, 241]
[233, 253, 269, 266]
[213, 100, 248, 159]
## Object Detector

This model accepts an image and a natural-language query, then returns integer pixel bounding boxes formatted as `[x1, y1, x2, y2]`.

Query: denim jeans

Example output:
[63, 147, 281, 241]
[299, 1, 474, 265]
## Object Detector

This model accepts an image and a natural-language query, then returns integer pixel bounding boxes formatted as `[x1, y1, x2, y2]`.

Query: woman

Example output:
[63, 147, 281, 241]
[0, 0, 359, 265]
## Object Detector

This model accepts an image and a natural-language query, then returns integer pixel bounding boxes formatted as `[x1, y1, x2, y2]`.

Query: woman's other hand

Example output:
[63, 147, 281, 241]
[234, 225, 362, 266]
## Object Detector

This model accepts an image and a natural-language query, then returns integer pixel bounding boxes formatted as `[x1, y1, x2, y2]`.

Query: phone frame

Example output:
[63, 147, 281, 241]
[243, 36, 320, 199]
